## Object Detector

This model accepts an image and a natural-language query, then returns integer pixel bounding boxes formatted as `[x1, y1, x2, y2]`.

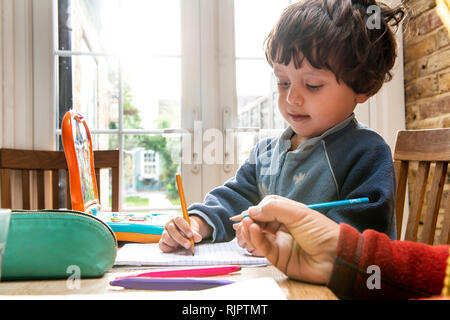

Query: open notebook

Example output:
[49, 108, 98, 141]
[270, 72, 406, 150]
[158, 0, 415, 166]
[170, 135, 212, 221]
[114, 239, 269, 266]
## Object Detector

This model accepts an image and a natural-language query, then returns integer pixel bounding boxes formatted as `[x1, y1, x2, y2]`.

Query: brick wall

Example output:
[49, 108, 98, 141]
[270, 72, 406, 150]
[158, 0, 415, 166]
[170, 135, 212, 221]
[403, 0, 450, 128]
[402, 0, 449, 244]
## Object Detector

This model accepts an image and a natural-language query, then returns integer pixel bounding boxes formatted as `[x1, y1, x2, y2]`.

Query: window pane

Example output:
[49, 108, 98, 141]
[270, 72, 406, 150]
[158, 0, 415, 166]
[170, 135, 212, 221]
[234, 0, 291, 58]
[88, 134, 119, 210]
[236, 59, 285, 129]
[68, 0, 121, 53]
[57, 55, 119, 131]
[90, 133, 118, 151]
[123, 134, 182, 210]
[235, 1, 290, 164]
[58, 0, 183, 212]
[118, 0, 181, 57]
[236, 59, 273, 99]
[123, 57, 181, 130]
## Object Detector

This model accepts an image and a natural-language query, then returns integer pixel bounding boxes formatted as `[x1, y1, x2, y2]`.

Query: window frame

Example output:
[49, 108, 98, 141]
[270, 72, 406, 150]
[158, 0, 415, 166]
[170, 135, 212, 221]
[49, 0, 207, 211]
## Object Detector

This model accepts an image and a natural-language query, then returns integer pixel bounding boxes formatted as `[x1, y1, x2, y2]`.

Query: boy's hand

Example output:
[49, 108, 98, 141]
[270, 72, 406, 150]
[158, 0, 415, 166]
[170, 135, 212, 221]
[158, 215, 211, 252]
[233, 218, 265, 257]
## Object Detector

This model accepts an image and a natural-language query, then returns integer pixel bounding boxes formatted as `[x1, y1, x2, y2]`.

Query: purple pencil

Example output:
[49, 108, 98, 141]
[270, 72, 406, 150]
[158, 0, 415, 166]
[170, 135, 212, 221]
[110, 277, 235, 290]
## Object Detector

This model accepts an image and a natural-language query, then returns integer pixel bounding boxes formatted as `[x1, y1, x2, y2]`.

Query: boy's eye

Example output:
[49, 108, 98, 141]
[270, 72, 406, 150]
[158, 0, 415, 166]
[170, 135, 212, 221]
[277, 81, 290, 88]
[306, 84, 323, 91]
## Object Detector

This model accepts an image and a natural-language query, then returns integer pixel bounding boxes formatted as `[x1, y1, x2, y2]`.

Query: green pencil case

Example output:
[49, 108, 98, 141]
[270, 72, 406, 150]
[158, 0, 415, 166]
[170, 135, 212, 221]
[1, 210, 117, 281]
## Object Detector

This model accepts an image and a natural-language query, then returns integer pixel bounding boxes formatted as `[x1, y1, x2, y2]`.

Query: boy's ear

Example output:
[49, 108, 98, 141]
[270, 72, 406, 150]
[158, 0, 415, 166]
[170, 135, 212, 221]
[355, 93, 371, 104]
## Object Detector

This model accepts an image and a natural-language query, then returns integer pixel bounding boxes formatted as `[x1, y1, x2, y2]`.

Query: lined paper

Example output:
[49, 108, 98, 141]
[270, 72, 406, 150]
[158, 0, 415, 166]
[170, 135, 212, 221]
[114, 240, 269, 266]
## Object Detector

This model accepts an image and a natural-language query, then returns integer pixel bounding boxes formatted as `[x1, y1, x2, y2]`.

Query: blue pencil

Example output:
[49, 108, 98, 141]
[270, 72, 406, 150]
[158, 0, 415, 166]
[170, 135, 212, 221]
[234, 197, 369, 220]
[306, 197, 369, 210]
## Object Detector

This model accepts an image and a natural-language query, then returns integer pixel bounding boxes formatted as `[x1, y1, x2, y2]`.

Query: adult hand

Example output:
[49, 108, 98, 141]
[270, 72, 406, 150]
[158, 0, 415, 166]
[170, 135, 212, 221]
[242, 195, 340, 284]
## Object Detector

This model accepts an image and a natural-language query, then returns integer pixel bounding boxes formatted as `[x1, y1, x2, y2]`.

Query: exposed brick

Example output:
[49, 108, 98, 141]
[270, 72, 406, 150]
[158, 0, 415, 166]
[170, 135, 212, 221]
[404, 0, 436, 19]
[406, 116, 448, 129]
[404, 59, 421, 83]
[439, 70, 450, 94]
[403, 0, 449, 218]
[427, 49, 450, 74]
[405, 74, 439, 102]
[404, 35, 437, 62]
[406, 94, 450, 122]
[403, 18, 418, 43]
[407, 56, 432, 82]
[437, 27, 450, 49]
[418, 9, 443, 35]
[404, 49, 450, 83]
[418, 94, 450, 119]
[405, 103, 419, 122]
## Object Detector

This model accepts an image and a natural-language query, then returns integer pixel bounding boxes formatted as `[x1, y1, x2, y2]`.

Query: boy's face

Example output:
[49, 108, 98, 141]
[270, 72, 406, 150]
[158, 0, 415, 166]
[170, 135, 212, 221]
[274, 59, 369, 144]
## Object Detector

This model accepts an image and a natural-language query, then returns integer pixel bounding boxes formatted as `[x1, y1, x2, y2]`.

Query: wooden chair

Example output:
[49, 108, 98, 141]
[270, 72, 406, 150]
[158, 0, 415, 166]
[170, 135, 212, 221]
[0, 148, 119, 211]
[394, 128, 450, 245]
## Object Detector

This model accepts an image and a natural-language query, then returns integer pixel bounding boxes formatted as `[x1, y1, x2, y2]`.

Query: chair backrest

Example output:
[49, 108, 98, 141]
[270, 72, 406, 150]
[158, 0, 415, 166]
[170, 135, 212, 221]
[0, 148, 119, 211]
[394, 129, 450, 245]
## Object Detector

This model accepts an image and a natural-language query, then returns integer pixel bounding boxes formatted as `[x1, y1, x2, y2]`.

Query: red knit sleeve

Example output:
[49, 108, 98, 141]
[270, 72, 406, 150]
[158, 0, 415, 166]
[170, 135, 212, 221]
[327, 223, 449, 299]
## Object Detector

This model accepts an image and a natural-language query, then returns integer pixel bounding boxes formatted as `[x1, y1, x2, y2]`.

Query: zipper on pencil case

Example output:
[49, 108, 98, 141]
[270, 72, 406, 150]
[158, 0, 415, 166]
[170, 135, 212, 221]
[11, 209, 118, 245]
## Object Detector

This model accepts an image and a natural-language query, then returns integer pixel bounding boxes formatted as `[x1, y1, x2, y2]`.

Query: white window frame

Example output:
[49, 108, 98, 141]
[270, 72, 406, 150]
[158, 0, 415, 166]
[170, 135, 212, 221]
[50, 0, 203, 211]
[25, 0, 203, 210]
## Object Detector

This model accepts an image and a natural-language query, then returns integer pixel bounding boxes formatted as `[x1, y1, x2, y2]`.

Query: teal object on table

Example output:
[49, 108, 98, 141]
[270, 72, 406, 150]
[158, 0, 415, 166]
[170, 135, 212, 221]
[106, 222, 164, 235]
[1, 210, 117, 281]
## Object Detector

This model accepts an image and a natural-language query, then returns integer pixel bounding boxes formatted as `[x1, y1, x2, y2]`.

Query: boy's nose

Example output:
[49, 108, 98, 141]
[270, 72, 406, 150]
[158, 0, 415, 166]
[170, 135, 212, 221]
[286, 85, 304, 106]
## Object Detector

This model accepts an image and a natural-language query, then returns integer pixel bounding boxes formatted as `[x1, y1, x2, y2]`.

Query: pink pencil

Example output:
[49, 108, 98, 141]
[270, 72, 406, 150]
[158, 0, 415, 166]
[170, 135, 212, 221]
[115, 265, 241, 280]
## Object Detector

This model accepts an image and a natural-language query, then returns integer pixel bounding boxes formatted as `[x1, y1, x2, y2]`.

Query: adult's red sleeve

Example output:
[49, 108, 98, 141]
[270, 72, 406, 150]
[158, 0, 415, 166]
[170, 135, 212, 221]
[327, 223, 449, 299]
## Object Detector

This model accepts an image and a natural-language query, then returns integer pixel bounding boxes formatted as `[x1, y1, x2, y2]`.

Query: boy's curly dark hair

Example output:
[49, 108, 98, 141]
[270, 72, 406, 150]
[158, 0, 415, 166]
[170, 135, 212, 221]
[264, 0, 406, 96]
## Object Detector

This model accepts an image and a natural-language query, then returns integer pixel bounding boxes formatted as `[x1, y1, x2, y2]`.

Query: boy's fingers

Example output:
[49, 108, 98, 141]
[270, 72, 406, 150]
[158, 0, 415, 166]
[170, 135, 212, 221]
[159, 230, 178, 251]
[192, 231, 202, 243]
[166, 219, 193, 249]
[173, 216, 193, 238]
[159, 238, 176, 252]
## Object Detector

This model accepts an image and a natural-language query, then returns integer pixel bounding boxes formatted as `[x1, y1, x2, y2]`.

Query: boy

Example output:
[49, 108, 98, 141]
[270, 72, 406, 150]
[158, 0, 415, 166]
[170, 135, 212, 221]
[159, 0, 405, 254]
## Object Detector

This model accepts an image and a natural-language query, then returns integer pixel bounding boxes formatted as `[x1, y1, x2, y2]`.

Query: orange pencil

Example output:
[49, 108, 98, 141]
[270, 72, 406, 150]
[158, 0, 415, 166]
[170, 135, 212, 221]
[175, 173, 195, 255]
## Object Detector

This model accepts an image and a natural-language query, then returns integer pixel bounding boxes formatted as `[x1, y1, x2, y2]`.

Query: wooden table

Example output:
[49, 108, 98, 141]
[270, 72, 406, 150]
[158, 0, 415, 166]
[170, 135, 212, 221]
[0, 265, 337, 300]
